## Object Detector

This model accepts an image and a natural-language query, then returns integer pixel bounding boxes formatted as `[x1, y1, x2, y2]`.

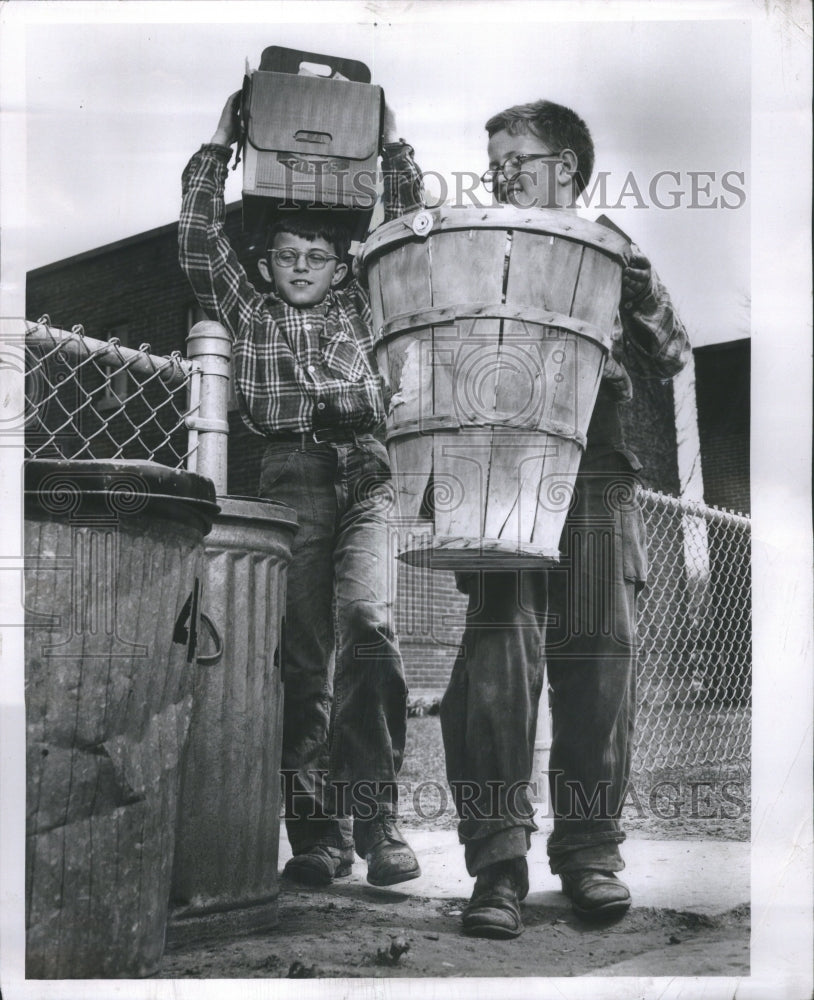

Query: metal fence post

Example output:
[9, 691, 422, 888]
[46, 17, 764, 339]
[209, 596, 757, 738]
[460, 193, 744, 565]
[186, 321, 231, 494]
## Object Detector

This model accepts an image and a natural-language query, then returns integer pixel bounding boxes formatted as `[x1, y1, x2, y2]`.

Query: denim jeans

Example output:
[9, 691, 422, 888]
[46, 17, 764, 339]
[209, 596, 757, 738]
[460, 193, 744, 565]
[258, 434, 408, 855]
[440, 457, 647, 877]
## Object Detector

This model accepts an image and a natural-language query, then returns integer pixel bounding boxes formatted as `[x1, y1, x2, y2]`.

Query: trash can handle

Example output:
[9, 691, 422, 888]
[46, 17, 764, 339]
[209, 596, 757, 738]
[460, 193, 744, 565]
[197, 613, 224, 666]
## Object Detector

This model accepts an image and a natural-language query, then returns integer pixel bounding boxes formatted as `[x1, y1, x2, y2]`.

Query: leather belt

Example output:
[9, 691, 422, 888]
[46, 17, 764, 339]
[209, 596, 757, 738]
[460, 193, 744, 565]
[268, 427, 367, 447]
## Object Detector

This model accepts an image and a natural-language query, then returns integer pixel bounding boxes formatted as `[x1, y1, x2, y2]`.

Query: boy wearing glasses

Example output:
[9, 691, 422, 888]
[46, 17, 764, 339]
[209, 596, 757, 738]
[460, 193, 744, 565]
[440, 100, 691, 937]
[178, 93, 423, 889]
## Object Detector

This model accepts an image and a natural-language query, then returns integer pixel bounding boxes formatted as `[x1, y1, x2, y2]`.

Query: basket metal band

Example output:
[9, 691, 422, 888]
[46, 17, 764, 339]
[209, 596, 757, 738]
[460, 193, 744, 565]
[385, 415, 588, 448]
[377, 303, 612, 351]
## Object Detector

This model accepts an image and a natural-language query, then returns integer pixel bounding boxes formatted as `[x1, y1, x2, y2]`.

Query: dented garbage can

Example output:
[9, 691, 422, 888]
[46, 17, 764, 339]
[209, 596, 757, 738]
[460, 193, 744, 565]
[168, 496, 297, 946]
[24, 459, 218, 979]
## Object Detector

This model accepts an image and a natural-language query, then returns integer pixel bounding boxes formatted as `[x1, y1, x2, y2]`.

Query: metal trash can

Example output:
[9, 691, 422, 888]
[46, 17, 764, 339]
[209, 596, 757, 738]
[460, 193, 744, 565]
[167, 496, 297, 946]
[24, 459, 218, 979]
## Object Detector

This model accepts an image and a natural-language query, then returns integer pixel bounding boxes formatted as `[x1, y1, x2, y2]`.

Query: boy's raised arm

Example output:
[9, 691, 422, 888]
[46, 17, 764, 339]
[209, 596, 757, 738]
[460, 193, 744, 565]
[379, 102, 425, 221]
[210, 90, 241, 148]
[178, 93, 267, 341]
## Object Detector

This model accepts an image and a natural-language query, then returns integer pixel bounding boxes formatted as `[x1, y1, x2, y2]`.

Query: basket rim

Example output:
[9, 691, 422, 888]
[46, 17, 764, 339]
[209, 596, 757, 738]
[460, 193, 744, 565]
[360, 205, 631, 264]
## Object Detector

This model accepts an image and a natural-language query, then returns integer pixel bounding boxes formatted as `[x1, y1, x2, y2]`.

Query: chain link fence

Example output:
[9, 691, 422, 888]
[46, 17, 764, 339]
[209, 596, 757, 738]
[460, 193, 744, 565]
[24, 316, 198, 467]
[635, 489, 751, 776]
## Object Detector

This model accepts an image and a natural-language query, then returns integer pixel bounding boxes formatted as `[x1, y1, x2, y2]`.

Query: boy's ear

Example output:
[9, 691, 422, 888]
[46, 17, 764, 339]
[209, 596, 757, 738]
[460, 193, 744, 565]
[557, 148, 579, 188]
[330, 261, 349, 286]
[257, 257, 272, 284]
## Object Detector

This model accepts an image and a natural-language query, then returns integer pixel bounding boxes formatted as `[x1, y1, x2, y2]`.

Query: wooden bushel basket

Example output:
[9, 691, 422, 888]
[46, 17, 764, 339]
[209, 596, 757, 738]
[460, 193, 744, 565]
[360, 206, 629, 569]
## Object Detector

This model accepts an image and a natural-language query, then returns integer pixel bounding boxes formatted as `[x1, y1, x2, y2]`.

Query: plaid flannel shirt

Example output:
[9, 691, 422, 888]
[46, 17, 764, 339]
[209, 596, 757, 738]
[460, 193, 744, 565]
[179, 142, 424, 436]
[585, 263, 691, 468]
[603, 261, 692, 405]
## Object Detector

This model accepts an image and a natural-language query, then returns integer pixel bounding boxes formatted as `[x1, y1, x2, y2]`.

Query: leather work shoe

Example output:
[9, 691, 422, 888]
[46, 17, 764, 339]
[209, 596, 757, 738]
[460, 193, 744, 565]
[560, 869, 631, 920]
[282, 845, 354, 887]
[461, 858, 528, 939]
[355, 813, 421, 887]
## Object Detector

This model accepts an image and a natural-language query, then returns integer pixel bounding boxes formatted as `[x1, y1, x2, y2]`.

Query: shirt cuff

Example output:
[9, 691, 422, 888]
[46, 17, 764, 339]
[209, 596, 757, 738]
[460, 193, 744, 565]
[199, 143, 233, 161]
[382, 139, 414, 159]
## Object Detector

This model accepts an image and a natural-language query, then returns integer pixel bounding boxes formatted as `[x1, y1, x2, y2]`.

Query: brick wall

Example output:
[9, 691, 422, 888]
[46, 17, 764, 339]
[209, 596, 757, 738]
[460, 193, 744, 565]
[26, 206, 257, 357]
[622, 372, 681, 494]
[394, 559, 466, 695]
[26, 212, 690, 695]
[693, 340, 750, 515]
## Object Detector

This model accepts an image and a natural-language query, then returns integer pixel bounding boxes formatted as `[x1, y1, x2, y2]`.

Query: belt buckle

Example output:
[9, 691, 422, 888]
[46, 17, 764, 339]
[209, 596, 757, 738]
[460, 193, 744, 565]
[312, 427, 356, 445]
[312, 427, 334, 445]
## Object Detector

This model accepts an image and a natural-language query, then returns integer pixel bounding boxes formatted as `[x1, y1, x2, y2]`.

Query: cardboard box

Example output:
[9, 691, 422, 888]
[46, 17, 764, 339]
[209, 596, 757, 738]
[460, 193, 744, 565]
[242, 69, 383, 211]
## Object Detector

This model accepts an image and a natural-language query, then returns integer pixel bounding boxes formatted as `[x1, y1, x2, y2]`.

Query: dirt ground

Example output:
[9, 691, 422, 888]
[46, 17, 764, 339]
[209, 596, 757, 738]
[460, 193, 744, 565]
[157, 717, 749, 980]
[158, 883, 749, 980]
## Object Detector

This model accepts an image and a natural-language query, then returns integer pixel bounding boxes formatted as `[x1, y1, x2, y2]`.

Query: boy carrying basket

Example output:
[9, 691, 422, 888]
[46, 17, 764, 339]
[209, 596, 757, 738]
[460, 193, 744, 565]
[439, 99, 691, 938]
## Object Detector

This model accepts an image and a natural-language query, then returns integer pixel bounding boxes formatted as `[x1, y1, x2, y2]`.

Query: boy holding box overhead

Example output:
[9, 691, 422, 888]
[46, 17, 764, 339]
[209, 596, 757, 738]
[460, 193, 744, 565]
[178, 92, 424, 888]
[439, 99, 691, 937]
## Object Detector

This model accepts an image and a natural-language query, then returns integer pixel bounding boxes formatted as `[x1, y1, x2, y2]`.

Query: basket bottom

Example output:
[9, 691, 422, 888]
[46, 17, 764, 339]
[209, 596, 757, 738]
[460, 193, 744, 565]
[398, 534, 560, 571]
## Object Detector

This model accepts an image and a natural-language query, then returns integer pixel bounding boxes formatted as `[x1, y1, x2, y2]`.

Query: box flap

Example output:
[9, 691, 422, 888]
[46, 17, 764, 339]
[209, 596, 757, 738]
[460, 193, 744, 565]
[247, 72, 381, 160]
[259, 45, 371, 83]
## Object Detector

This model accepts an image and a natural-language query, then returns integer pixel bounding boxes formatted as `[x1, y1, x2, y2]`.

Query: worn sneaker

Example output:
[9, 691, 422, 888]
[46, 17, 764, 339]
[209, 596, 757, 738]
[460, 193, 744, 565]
[461, 858, 528, 939]
[560, 869, 631, 920]
[282, 845, 354, 887]
[354, 813, 421, 887]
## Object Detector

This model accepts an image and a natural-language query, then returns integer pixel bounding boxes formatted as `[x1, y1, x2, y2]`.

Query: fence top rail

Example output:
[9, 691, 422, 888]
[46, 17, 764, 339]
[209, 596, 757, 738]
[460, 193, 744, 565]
[26, 317, 196, 387]
[639, 487, 751, 528]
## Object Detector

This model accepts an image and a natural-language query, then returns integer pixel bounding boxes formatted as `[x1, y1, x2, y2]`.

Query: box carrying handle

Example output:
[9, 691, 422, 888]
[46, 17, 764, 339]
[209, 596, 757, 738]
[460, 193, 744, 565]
[259, 45, 371, 83]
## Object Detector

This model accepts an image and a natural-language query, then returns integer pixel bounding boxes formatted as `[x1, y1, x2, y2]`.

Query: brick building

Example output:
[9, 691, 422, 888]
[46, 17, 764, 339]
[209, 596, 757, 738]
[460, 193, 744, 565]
[26, 208, 746, 692]
[693, 340, 750, 515]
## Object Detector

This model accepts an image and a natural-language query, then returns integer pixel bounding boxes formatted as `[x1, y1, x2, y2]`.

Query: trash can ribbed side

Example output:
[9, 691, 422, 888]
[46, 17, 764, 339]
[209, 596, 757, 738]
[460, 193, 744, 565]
[168, 497, 297, 946]
[24, 460, 218, 979]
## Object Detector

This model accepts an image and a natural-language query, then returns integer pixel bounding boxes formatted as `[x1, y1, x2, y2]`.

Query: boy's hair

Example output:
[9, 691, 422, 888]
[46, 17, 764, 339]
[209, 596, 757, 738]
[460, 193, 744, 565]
[485, 100, 595, 196]
[265, 210, 352, 261]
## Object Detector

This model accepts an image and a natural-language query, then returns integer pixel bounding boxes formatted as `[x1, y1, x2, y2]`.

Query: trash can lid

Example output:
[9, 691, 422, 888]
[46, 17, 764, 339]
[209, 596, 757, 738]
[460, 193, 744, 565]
[215, 495, 298, 533]
[24, 459, 220, 533]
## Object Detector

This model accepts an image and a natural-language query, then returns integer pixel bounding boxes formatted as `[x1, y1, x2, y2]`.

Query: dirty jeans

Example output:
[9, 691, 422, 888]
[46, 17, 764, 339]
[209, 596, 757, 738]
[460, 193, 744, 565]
[258, 435, 408, 856]
[440, 459, 646, 877]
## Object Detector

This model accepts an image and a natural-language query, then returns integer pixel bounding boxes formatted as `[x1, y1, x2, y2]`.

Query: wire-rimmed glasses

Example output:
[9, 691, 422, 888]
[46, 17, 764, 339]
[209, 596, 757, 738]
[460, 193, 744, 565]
[269, 248, 340, 269]
[480, 151, 563, 192]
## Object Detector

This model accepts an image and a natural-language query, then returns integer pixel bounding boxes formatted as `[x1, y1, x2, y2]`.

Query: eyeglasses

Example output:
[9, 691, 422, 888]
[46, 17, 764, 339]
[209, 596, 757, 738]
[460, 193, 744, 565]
[269, 248, 340, 270]
[480, 151, 562, 192]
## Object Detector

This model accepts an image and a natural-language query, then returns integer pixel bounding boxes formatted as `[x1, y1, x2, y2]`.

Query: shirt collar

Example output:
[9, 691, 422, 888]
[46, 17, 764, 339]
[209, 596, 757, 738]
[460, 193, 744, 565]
[265, 288, 336, 315]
